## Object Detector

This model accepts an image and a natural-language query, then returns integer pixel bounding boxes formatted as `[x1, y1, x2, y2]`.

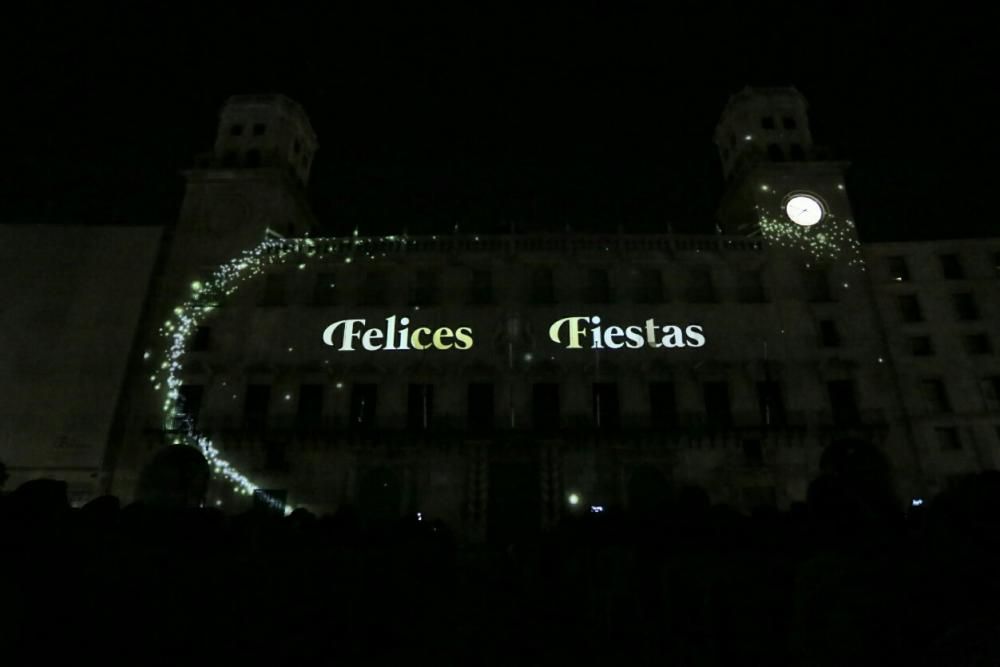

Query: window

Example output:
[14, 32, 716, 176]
[910, 336, 934, 356]
[887, 256, 910, 282]
[953, 292, 980, 320]
[259, 273, 286, 306]
[761, 116, 776, 129]
[530, 267, 555, 304]
[191, 326, 211, 352]
[411, 270, 437, 306]
[898, 295, 923, 322]
[767, 144, 784, 161]
[468, 383, 494, 430]
[789, 144, 806, 160]
[244, 384, 271, 430]
[738, 271, 766, 303]
[686, 267, 717, 303]
[296, 384, 324, 429]
[756, 381, 787, 426]
[360, 270, 387, 306]
[921, 379, 951, 413]
[585, 268, 611, 304]
[803, 267, 833, 302]
[532, 383, 560, 430]
[649, 382, 679, 429]
[819, 320, 841, 347]
[349, 384, 377, 430]
[964, 333, 992, 355]
[939, 254, 964, 279]
[782, 116, 797, 130]
[229, 124, 243, 136]
[827, 380, 860, 425]
[592, 383, 620, 430]
[244, 149, 261, 167]
[635, 268, 664, 304]
[407, 384, 434, 431]
[222, 151, 239, 167]
[469, 270, 493, 305]
[313, 272, 337, 306]
[935, 426, 961, 451]
[742, 439, 764, 466]
[177, 385, 204, 428]
[703, 382, 733, 428]
[252, 123, 267, 136]
[980, 376, 1000, 411]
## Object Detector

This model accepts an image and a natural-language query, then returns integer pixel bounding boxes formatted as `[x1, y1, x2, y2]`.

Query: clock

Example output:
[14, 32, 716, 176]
[784, 194, 825, 227]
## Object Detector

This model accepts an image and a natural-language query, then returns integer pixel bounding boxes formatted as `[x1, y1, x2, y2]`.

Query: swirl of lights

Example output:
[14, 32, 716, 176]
[754, 202, 865, 268]
[148, 228, 409, 513]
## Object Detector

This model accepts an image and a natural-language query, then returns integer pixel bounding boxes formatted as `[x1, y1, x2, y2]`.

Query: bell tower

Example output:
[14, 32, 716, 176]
[161, 94, 319, 301]
[104, 95, 320, 500]
[714, 87, 859, 265]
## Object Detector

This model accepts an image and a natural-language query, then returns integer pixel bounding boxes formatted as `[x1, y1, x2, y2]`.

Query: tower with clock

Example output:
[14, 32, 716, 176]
[714, 87, 862, 265]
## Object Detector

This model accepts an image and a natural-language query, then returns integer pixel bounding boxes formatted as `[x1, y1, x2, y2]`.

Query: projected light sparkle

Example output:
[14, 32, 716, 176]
[150, 212, 861, 513]
[148, 229, 412, 513]
[755, 199, 865, 267]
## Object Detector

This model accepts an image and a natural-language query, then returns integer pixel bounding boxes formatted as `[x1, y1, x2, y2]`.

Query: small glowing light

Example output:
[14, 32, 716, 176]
[568, 493, 580, 506]
[215, 500, 222, 506]
[287, 347, 294, 352]
[760, 184, 770, 192]
[895, 277, 903, 282]
[191, 281, 203, 292]
[143, 351, 151, 360]
[523, 353, 533, 362]
[877, 357, 885, 363]
[417, 512, 423, 521]
[335, 382, 344, 389]
[911, 498, 924, 507]
[284, 393, 292, 401]
[414, 305, 420, 311]
[744, 134, 752, 141]
[590, 505, 604, 513]
[837, 184, 845, 190]
[842, 282, 849, 288]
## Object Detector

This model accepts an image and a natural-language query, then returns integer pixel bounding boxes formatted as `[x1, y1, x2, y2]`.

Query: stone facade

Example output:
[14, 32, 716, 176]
[8, 89, 994, 540]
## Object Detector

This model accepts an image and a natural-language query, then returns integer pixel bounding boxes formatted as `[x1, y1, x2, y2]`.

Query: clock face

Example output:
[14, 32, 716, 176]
[785, 194, 824, 227]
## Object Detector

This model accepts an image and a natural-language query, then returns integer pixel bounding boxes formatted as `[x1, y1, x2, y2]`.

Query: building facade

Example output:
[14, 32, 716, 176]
[72, 89, 1000, 540]
[0, 224, 163, 502]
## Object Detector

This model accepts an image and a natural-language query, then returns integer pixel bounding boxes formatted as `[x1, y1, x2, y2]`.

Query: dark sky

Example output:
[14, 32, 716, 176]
[4, 3, 992, 241]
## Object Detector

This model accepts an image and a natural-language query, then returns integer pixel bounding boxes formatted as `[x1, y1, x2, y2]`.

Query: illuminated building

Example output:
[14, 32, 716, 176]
[3, 89, 997, 540]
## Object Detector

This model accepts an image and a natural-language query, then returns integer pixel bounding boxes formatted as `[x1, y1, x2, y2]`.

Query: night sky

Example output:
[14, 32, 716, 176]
[5, 3, 991, 241]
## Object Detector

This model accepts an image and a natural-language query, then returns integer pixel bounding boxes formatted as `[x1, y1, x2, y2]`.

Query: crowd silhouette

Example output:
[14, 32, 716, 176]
[3, 449, 1000, 665]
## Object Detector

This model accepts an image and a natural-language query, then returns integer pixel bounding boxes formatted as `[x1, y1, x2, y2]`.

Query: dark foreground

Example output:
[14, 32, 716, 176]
[3, 473, 1000, 666]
